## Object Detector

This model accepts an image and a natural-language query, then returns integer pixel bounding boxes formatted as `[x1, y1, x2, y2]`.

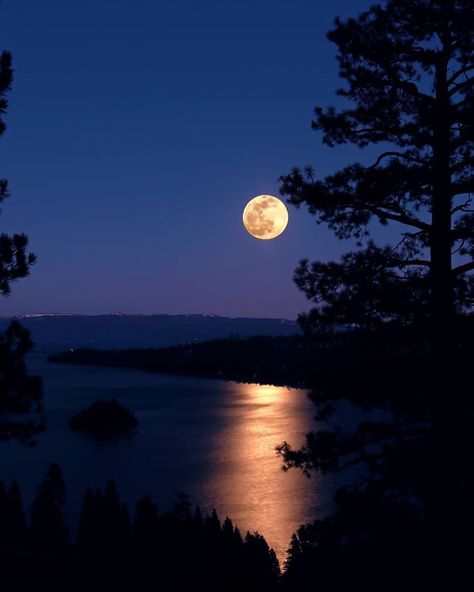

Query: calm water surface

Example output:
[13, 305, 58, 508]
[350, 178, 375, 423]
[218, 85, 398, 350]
[0, 350, 325, 561]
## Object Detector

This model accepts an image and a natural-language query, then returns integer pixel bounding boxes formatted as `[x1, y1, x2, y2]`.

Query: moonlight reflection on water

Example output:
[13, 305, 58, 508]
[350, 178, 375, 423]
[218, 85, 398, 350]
[201, 383, 320, 561]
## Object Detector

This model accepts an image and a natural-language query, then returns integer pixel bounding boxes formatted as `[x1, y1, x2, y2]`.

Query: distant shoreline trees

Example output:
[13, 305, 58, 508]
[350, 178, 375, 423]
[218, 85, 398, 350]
[49, 335, 329, 387]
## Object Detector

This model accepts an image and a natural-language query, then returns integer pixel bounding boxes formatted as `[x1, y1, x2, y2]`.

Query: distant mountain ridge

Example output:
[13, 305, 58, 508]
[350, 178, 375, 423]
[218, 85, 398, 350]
[0, 313, 300, 349]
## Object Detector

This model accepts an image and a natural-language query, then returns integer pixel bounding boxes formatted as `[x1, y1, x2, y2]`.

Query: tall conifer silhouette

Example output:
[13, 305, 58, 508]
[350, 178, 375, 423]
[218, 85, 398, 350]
[0, 43, 42, 443]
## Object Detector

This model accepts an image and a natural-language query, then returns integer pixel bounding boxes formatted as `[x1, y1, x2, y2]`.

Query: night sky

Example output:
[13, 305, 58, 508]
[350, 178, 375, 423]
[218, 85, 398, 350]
[1, 0, 376, 319]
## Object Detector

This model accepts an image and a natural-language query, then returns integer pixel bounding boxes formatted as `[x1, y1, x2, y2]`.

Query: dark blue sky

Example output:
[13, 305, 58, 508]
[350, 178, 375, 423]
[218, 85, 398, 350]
[1, 0, 375, 318]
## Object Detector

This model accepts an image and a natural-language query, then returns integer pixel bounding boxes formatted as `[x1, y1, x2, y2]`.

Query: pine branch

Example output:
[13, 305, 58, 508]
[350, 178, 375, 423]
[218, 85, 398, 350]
[452, 260, 474, 275]
[449, 76, 474, 96]
[451, 198, 473, 215]
[368, 151, 428, 169]
[451, 180, 474, 196]
[392, 259, 431, 268]
[447, 63, 474, 86]
[370, 207, 430, 231]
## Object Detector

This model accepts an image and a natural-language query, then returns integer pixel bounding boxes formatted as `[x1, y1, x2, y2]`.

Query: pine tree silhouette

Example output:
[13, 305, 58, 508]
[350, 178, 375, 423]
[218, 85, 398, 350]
[0, 51, 36, 296]
[6, 480, 27, 545]
[279, 2, 474, 587]
[0, 41, 42, 444]
[280, 0, 474, 345]
[133, 495, 159, 548]
[30, 463, 68, 549]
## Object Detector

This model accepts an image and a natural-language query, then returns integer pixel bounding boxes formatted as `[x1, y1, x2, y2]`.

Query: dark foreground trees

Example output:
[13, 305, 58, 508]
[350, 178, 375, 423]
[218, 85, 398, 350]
[0, 465, 280, 592]
[279, 0, 474, 589]
[0, 46, 42, 443]
[0, 320, 42, 442]
[281, 0, 474, 339]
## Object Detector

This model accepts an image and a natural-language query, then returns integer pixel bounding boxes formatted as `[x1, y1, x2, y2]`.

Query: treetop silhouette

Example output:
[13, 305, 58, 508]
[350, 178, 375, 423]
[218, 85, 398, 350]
[280, 0, 474, 336]
[0, 50, 36, 294]
[0, 45, 42, 444]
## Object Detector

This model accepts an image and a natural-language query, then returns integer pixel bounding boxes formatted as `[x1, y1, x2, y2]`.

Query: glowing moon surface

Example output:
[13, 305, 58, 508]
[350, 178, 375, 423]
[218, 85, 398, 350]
[242, 195, 289, 240]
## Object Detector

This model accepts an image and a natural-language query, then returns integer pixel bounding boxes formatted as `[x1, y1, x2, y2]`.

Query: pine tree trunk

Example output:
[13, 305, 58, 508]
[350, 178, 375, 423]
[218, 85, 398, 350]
[430, 56, 453, 348]
[428, 50, 458, 576]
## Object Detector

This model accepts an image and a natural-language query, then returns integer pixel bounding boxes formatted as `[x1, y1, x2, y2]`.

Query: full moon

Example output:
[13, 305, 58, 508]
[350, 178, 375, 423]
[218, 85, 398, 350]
[242, 195, 289, 240]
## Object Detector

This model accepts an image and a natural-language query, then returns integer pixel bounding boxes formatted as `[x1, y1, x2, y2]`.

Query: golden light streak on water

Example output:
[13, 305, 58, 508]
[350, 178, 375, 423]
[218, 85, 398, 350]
[202, 382, 320, 564]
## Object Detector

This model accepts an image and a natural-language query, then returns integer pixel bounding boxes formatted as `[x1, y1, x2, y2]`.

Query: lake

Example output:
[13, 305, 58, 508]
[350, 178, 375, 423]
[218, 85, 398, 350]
[0, 349, 325, 562]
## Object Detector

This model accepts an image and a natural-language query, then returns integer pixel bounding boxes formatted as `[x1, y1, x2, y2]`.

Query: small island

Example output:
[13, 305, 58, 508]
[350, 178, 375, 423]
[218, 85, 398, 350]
[69, 399, 138, 437]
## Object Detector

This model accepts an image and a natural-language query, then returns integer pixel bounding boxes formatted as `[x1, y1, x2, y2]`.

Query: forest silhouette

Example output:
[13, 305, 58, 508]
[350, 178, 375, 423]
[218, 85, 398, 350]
[1, 0, 474, 590]
[1, 465, 280, 591]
